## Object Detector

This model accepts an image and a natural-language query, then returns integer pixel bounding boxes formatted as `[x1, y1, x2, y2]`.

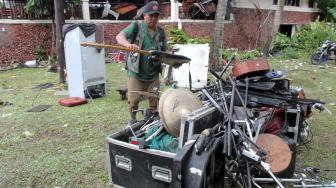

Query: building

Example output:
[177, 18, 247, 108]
[0, 0, 319, 62]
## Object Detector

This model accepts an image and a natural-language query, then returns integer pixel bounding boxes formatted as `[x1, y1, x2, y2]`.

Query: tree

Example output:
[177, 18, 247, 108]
[211, 0, 227, 72]
[54, 0, 66, 83]
[316, 0, 336, 22]
[263, 0, 285, 56]
[25, 0, 80, 83]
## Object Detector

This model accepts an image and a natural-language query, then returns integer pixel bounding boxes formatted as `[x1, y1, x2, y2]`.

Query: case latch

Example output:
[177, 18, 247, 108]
[115, 155, 132, 171]
[152, 166, 172, 183]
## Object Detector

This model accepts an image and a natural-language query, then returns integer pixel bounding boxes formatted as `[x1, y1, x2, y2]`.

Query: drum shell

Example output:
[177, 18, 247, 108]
[231, 58, 270, 79]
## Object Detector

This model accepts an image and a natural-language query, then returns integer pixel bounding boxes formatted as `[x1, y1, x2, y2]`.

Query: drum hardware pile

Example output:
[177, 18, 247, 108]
[187, 57, 334, 188]
[120, 56, 335, 187]
[85, 41, 335, 187]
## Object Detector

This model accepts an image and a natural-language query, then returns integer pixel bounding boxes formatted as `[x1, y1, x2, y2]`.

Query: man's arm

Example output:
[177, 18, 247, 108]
[116, 23, 140, 51]
[116, 32, 139, 51]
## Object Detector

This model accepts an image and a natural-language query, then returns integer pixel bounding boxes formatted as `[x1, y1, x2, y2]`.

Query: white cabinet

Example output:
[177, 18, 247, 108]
[64, 25, 106, 98]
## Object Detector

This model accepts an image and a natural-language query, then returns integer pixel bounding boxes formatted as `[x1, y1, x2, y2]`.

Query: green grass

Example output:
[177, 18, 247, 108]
[0, 60, 336, 187]
[0, 63, 130, 187]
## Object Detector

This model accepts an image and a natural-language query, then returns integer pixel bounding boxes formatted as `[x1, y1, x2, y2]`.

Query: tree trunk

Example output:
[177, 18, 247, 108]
[263, 0, 285, 56]
[51, 19, 56, 54]
[211, 0, 227, 72]
[54, 0, 66, 83]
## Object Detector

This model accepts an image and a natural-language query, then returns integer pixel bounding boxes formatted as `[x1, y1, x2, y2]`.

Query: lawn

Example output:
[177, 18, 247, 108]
[0, 60, 335, 187]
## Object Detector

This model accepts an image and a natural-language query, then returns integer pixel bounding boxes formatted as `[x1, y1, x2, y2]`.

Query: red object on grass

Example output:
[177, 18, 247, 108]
[59, 97, 88, 107]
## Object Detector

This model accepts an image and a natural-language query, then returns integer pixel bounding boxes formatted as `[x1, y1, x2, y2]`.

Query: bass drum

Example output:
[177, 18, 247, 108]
[255, 134, 296, 178]
[277, 135, 297, 178]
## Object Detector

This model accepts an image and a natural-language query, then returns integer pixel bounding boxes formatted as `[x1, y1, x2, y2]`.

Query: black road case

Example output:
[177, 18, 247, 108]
[106, 123, 187, 188]
[106, 105, 221, 188]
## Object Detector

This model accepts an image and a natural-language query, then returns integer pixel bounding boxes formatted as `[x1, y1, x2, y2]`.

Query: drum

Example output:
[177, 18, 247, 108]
[231, 58, 270, 79]
[255, 134, 292, 174]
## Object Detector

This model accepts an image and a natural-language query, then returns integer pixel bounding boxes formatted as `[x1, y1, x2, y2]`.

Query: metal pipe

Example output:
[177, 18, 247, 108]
[218, 80, 229, 114]
[201, 89, 225, 115]
[253, 177, 319, 183]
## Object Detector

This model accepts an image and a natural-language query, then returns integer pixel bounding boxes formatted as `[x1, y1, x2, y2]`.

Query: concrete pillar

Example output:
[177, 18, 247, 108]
[301, 0, 309, 8]
[82, 0, 90, 21]
[170, 0, 179, 21]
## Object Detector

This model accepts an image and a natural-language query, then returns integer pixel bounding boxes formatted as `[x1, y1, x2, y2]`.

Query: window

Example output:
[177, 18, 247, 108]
[279, 24, 294, 37]
[273, 0, 300, 7]
[308, 0, 315, 8]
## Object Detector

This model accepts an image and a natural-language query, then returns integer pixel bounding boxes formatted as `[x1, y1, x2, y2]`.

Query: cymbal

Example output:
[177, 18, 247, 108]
[159, 88, 202, 137]
[130, 91, 159, 98]
[151, 50, 191, 67]
[255, 134, 292, 174]
[159, 88, 174, 132]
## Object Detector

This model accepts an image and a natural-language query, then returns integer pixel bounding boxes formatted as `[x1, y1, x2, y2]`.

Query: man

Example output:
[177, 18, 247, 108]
[116, 1, 167, 124]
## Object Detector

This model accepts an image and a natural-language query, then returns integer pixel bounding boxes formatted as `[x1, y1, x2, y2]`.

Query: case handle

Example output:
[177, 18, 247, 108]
[152, 166, 172, 183]
[115, 155, 132, 171]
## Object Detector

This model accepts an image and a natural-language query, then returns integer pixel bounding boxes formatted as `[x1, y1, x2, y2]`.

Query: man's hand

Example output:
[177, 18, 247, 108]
[127, 44, 140, 51]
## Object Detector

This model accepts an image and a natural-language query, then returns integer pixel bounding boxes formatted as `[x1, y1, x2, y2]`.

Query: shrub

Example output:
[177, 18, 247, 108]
[36, 44, 45, 62]
[293, 21, 336, 57]
[272, 20, 336, 60]
[221, 48, 262, 61]
[281, 47, 299, 59]
[167, 28, 211, 45]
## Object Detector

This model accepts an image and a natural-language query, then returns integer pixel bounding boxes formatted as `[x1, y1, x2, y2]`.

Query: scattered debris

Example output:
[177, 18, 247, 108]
[54, 90, 68, 96]
[0, 60, 21, 71]
[116, 85, 128, 100]
[23, 130, 32, 136]
[47, 64, 58, 73]
[27, 105, 52, 112]
[330, 102, 336, 106]
[32, 83, 54, 91]
[24, 60, 38, 68]
[63, 124, 69, 127]
[1, 113, 12, 118]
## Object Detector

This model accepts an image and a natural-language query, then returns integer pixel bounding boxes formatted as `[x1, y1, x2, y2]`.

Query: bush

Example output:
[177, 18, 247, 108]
[167, 28, 211, 45]
[36, 44, 45, 62]
[272, 20, 336, 60]
[281, 47, 299, 59]
[221, 48, 262, 61]
[293, 21, 336, 57]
